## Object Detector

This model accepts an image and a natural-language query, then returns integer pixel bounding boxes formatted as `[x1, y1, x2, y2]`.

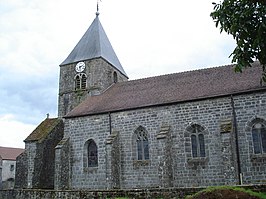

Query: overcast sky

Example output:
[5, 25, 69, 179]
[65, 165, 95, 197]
[0, 0, 235, 148]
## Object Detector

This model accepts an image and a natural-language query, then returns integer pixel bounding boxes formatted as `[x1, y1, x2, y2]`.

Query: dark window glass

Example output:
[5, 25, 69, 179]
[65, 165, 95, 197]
[88, 140, 98, 167]
[190, 124, 206, 158]
[261, 127, 266, 153]
[81, 74, 87, 89]
[252, 129, 261, 154]
[252, 123, 266, 154]
[198, 134, 205, 157]
[135, 127, 149, 160]
[191, 135, 198, 157]
[113, 71, 118, 83]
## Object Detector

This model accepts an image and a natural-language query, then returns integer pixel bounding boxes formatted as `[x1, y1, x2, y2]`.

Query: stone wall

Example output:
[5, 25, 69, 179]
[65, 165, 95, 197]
[54, 138, 70, 190]
[14, 152, 28, 188]
[16, 119, 64, 189]
[61, 91, 266, 190]
[63, 115, 110, 189]
[33, 120, 64, 189]
[1, 185, 266, 199]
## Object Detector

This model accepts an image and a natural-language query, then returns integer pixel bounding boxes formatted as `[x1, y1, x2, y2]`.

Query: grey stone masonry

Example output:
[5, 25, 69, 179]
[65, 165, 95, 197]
[106, 131, 121, 189]
[54, 138, 70, 190]
[14, 152, 28, 188]
[16, 119, 64, 189]
[58, 58, 128, 117]
[61, 91, 266, 189]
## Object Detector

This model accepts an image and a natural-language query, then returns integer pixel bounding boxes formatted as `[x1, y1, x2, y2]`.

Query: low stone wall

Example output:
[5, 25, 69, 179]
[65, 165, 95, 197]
[0, 185, 266, 199]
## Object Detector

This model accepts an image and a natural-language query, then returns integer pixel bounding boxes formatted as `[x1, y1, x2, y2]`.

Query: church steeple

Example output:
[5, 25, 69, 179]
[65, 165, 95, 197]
[60, 14, 127, 77]
[58, 13, 128, 117]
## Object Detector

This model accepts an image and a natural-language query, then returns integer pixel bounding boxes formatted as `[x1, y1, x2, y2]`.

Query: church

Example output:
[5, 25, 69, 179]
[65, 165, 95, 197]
[15, 12, 266, 190]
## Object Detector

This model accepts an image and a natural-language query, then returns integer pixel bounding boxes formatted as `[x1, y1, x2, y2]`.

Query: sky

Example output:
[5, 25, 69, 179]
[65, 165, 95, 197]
[0, 0, 235, 148]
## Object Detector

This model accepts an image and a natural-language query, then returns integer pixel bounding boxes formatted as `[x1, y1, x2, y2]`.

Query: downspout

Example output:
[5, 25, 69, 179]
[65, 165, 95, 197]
[230, 95, 242, 185]
[109, 112, 112, 134]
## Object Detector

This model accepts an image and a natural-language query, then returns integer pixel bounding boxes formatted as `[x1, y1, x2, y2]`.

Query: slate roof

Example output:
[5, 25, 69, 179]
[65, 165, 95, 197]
[0, 147, 24, 161]
[60, 15, 128, 77]
[65, 62, 266, 118]
[25, 118, 62, 143]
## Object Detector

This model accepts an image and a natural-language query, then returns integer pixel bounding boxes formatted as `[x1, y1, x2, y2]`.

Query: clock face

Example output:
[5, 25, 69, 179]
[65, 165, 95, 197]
[75, 62, 86, 72]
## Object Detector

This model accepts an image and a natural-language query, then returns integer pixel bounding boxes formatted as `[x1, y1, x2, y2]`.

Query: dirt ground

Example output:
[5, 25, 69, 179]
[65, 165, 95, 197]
[188, 189, 261, 199]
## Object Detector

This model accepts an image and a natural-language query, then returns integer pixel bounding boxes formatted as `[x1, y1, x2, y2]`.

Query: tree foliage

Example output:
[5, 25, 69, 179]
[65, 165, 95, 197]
[211, 0, 266, 81]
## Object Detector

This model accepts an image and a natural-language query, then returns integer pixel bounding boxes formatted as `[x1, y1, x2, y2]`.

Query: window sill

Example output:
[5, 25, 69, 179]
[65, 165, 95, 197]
[187, 157, 208, 164]
[133, 160, 150, 168]
[83, 167, 98, 173]
[251, 153, 266, 160]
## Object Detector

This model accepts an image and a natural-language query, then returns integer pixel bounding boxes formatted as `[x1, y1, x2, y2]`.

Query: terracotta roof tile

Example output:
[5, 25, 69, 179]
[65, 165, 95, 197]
[0, 147, 24, 160]
[66, 62, 266, 118]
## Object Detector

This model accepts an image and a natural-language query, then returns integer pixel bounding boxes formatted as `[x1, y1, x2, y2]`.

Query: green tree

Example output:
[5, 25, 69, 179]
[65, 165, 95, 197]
[210, 0, 266, 81]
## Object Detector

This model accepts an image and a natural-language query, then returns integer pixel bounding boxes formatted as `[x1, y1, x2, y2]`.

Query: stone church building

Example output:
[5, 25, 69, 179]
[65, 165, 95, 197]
[15, 13, 266, 190]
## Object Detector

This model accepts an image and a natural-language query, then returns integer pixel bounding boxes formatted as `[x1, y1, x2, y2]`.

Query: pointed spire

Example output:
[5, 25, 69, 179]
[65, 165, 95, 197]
[60, 12, 128, 78]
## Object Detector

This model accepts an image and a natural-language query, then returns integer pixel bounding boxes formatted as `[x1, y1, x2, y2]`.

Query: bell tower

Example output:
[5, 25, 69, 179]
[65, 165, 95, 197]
[58, 13, 128, 117]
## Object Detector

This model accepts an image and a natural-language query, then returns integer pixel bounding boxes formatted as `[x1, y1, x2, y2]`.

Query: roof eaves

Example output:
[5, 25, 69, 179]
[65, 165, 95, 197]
[64, 87, 266, 119]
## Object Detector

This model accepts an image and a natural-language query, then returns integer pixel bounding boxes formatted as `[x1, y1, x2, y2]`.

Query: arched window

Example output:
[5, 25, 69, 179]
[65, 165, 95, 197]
[75, 73, 87, 90]
[135, 126, 149, 160]
[87, 140, 98, 167]
[113, 71, 118, 83]
[252, 122, 266, 154]
[190, 124, 206, 158]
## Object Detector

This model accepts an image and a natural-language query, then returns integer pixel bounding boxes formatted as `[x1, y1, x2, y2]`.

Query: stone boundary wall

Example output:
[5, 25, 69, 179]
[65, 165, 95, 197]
[1, 185, 266, 199]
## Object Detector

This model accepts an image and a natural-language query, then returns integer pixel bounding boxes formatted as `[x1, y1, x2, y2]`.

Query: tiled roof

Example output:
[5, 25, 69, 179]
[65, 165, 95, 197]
[60, 15, 128, 78]
[0, 147, 24, 160]
[65, 62, 266, 118]
[25, 118, 62, 142]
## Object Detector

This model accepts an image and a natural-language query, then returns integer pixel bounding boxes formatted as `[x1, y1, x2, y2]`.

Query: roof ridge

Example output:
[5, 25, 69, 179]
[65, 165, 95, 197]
[126, 63, 235, 83]
[95, 16, 102, 56]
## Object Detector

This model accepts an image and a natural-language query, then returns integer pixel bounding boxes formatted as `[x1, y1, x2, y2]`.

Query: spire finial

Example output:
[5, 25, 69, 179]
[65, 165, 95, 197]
[96, 0, 101, 16]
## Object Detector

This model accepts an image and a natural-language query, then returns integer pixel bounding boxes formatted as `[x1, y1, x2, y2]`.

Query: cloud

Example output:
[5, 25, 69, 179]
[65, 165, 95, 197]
[0, 114, 36, 148]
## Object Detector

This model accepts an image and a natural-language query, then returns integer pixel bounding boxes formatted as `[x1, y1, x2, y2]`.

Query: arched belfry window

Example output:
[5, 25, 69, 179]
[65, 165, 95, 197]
[134, 126, 149, 160]
[84, 139, 98, 167]
[75, 73, 87, 90]
[189, 124, 206, 158]
[252, 121, 266, 154]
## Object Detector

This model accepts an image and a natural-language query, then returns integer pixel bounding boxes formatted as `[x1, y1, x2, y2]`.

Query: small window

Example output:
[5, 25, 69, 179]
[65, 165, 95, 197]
[10, 164, 14, 171]
[135, 126, 149, 160]
[88, 140, 98, 167]
[190, 124, 206, 158]
[252, 122, 266, 154]
[113, 71, 118, 83]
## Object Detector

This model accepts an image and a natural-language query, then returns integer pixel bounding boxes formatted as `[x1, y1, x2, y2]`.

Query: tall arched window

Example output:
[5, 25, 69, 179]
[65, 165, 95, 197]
[252, 122, 266, 154]
[190, 124, 206, 158]
[87, 140, 98, 167]
[75, 73, 87, 90]
[135, 126, 149, 160]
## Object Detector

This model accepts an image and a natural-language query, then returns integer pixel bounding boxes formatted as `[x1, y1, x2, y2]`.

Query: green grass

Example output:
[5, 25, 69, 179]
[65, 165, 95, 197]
[185, 186, 266, 199]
